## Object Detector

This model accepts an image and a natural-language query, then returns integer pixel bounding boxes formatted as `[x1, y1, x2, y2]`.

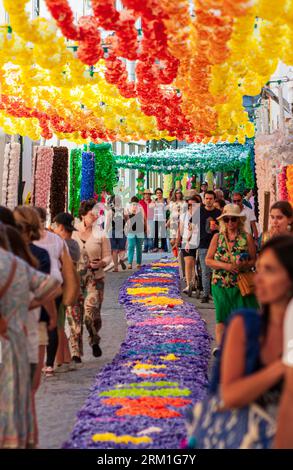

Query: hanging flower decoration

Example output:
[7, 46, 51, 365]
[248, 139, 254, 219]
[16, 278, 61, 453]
[286, 165, 293, 206]
[89, 143, 117, 196]
[32, 146, 54, 209]
[3, 0, 293, 142]
[69, 149, 82, 217]
[114, 142, 253, 174]
[80, 151, 95, 201]
[50, 147, 69, 220]
[278, 166, 288, 201]
[1, 141, 20, 209]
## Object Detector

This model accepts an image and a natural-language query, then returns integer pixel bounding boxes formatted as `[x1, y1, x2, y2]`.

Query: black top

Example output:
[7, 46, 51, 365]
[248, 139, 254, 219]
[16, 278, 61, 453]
[128, 212, 145, 234]
[29, 243, 51, 323]
[199, 206, 221, 249]
[111, 208, 126, 239]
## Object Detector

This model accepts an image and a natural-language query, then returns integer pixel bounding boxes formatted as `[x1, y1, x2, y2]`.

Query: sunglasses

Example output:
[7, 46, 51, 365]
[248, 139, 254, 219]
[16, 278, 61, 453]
[223, 216, 238, 223]
[232, 199, 242, 204]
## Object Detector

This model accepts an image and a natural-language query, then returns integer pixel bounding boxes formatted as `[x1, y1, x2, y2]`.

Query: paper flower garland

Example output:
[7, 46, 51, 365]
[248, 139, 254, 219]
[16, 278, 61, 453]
[278, 166, 288, 201]
[50, 147, 69, 220]
[1, 142, 20, 209]
[80, 151, 95, 201]
[89, 143, 117, 196]
[286, 165, 293, 206]
[69, 149, 82, 217]
[31, 146, 54, 209]
[114, 142, 252, 174]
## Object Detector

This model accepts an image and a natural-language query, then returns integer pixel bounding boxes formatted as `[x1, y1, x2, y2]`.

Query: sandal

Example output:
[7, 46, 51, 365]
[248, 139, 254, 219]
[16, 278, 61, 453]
[127, 264, 132, 269]
[120, 259, 127, 270]
[44, 366, 54, 377]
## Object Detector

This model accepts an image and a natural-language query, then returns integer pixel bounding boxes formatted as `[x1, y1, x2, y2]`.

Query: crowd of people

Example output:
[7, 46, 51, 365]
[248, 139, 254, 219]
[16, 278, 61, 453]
[0, 180, 293, 449]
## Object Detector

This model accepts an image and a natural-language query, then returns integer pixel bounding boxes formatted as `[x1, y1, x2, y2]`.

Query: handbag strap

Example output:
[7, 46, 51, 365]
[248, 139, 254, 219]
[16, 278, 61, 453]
[223, 231, 234, 262]
[0, 258, 17, 300]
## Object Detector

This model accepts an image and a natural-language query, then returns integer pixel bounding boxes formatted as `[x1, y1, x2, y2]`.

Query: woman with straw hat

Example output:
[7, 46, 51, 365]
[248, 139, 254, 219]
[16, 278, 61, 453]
[206, 204, 258, 350]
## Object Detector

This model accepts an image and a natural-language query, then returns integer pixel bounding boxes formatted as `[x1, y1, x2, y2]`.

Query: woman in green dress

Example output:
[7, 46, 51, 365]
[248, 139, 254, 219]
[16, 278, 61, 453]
[206, 204, 258, 349]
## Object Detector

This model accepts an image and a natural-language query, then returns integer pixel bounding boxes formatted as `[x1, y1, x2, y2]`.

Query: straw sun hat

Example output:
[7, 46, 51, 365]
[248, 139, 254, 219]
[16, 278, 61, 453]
[217, 203, 247, 222]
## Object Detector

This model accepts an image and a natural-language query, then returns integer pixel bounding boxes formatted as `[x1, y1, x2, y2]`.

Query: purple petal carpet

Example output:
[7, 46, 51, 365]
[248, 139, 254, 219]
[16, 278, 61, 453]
[64, 260, 211, 449]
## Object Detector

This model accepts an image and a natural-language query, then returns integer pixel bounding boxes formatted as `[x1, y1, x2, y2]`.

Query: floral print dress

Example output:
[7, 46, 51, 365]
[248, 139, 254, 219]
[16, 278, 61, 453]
[211, 232, 258, 324]
[212, 231, 249, 288]
[0, 249, 52, 448]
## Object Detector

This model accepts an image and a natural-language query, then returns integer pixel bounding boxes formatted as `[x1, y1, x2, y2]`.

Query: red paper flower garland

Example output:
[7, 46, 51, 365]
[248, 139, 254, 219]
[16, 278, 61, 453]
[45, 0, 103, 65]
[44, 0, 194, 140]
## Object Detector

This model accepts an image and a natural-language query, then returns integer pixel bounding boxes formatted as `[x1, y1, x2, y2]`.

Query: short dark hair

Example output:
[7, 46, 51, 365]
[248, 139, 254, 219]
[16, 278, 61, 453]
[205, 190, 216, 199]
[0, 206, 16, 227]
[131, 196, 139, 203]
[78, 199, 97, 220]
[232, 191, 243, 198]
[155, 187, 163, 193]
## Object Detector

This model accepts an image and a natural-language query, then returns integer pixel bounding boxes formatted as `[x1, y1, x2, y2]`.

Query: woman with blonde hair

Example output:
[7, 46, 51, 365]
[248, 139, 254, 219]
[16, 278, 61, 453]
[206, 204, 258, 349]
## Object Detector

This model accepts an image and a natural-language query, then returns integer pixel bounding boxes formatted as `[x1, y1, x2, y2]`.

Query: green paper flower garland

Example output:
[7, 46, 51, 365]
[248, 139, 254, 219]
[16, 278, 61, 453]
[114, 143, 253, 174]
[69, 149, 82, 216]
[89, 142, 117, 196]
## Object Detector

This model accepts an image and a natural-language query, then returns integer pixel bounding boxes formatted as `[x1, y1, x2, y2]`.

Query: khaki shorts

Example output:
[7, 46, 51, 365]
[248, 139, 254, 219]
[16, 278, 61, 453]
[38, 321, 49, 346]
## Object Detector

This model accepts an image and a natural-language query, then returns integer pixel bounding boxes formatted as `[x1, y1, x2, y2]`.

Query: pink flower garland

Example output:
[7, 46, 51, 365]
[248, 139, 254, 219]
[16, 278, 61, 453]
[278, 166, 288, 201]
[1, 142, 20, 209]
[32, 146, 54, 209]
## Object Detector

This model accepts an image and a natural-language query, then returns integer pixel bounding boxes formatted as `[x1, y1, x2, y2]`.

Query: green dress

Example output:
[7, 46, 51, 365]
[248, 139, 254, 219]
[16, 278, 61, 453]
[211, 232, 258, 324]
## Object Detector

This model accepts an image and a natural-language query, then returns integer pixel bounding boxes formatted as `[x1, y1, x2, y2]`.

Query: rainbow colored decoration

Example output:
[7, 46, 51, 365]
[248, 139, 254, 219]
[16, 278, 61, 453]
[2, 1, 293, 143]
[64, 259, 210, 449]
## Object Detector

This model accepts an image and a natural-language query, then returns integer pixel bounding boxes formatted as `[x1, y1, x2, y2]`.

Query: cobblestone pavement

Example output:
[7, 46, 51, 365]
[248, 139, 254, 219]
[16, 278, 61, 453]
[36, 254, 216, 448]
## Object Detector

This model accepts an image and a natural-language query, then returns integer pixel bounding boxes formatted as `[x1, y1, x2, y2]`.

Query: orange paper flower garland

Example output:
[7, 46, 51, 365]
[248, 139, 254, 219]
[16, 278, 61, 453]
[286, 165, 293, 206]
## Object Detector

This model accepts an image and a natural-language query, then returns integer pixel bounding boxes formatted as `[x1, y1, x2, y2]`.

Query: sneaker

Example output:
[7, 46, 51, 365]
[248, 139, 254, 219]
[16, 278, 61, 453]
[212, 347, 220, 357]
[55, 363, 70, 373]
[200, 296, 209, 303]
[92, 344, 102, 358]
[104, 261, 114, 272]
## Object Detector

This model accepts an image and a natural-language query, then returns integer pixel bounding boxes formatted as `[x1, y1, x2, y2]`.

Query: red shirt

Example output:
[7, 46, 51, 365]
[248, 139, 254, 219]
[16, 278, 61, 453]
[139, 200, 154, 220]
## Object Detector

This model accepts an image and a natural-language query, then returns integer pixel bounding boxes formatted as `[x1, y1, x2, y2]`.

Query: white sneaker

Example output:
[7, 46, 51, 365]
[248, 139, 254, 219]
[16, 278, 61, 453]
[54, 363, 70, 373]
[212, 347, 220, 357]
[104, 261, 114, 272]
